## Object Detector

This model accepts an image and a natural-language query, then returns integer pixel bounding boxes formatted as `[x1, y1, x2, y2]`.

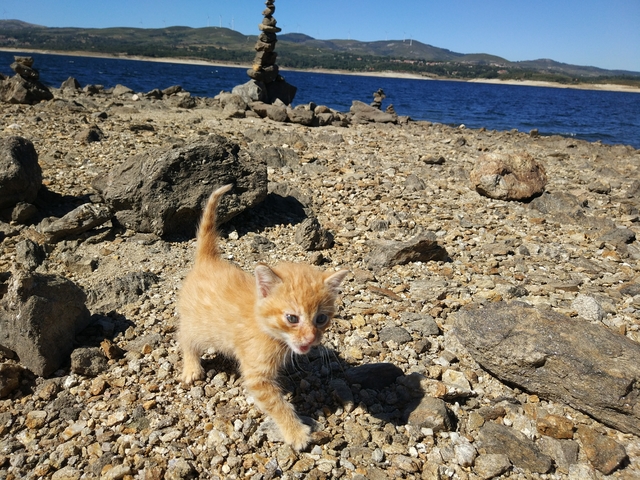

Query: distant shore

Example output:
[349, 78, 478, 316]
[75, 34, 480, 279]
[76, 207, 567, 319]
[2, 47, 639, 94]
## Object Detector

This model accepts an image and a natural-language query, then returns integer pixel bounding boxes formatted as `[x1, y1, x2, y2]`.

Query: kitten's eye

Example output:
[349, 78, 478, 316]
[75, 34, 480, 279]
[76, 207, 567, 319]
[315, 314, 329, 326]
[285, 314, 299, 324]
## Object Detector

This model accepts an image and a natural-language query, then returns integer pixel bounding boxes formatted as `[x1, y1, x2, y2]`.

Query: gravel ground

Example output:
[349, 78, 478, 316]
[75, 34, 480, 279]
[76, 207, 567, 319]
[1, 86, 640, 479]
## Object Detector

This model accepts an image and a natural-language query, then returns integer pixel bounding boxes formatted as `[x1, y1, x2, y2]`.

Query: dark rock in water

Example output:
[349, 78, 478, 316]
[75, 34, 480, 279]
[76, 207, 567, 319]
[344, 363, 404, 389]
[470, 151, 547, 201]
[0, 75, 53, 104]
[94, 135, 267, 237]
[366, 230, 449, 268]
[38, 203, 113, 243]
[0, 136, 42, 209]
[294, 217, 334, 251]
[454, 301, 640, 436]
[0, 272, 91, 377]
[70, 347, 108, 377]
[477, 422, 553, 474]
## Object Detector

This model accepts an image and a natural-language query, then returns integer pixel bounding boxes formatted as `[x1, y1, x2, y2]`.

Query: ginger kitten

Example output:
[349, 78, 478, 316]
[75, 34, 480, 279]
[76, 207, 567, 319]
[178, 184, 348, 450]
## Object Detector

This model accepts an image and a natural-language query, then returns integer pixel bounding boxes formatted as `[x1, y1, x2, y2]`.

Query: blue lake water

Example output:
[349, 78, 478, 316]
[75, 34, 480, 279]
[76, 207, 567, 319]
[2, 50, 639, 149]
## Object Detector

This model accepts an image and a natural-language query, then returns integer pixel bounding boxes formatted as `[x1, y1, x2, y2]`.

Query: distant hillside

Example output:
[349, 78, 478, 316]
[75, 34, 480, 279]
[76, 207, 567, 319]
[1, 20, 639, 86]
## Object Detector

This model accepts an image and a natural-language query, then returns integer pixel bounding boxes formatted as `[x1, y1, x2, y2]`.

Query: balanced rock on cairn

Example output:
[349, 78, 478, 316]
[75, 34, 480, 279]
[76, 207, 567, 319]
[0, 56, 53, 105]
[233, 0, 297, 106]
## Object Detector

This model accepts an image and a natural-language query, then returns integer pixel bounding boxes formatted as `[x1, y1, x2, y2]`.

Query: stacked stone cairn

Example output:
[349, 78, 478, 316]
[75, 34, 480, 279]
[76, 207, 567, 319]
[0, 56, 53, 104]
[370, 88, 386, 109]
[248, 0, 280, 84]
[236, 0, 297, 105]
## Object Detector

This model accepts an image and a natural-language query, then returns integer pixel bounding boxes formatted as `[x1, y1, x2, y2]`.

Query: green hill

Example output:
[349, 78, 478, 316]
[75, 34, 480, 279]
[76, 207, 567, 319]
[1, 20, 638, 86]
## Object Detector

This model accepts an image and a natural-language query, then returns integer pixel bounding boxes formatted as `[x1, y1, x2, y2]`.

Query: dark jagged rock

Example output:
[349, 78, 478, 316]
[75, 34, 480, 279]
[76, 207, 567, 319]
[454, 301, 640, 436]
[0, 272, 91, 377]
[94, 135, 267, 237]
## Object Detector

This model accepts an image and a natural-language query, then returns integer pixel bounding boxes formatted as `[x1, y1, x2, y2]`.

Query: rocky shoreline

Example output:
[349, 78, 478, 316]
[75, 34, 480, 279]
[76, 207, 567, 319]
[1, 74, 640, 480]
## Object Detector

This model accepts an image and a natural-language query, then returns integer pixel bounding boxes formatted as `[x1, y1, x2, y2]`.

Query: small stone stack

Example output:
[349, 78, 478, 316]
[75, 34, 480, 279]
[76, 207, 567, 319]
[0, 55, 53, 104]
[371, 88, 386, 109]
[11, 56, 40, 82]
[237, 0, 296, 105]
[248, 0, 281, 84]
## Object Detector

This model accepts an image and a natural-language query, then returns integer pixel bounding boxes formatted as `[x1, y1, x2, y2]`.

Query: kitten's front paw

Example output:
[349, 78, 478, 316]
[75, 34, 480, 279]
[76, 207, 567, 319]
[181, 365, 205, 385]
[283, 422, 312, 451]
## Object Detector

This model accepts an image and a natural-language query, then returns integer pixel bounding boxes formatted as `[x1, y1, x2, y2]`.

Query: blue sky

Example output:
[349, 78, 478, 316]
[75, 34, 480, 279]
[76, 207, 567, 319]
[2, 0, 639, 72]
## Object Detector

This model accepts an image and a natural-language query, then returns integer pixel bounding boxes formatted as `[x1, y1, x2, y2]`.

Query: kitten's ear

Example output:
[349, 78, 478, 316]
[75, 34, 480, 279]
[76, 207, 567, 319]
[255, 264, 282, 298]
[324, 269, 349, 294]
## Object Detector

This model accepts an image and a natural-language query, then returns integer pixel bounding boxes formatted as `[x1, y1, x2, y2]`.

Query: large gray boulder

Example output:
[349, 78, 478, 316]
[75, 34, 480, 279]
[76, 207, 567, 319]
[454, 301, 640, 436]
[0, 136, 42, 209]
[94, 135, 267, 237]
[0, 272, 91, 377]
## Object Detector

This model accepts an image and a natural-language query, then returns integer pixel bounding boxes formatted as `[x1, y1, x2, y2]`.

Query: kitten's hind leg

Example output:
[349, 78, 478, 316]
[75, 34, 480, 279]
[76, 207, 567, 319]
[244, 375, 311, 451]
[180, 340, 205, 385]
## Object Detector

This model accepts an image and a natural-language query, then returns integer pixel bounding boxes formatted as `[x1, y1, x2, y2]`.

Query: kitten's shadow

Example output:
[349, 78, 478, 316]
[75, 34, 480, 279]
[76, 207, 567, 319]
[280, 347, 437, 431]
[226, 191, 311, 237]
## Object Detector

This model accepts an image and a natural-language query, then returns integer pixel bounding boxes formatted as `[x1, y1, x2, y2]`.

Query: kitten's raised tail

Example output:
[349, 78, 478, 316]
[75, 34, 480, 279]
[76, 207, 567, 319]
[195, 184, 233, 261]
